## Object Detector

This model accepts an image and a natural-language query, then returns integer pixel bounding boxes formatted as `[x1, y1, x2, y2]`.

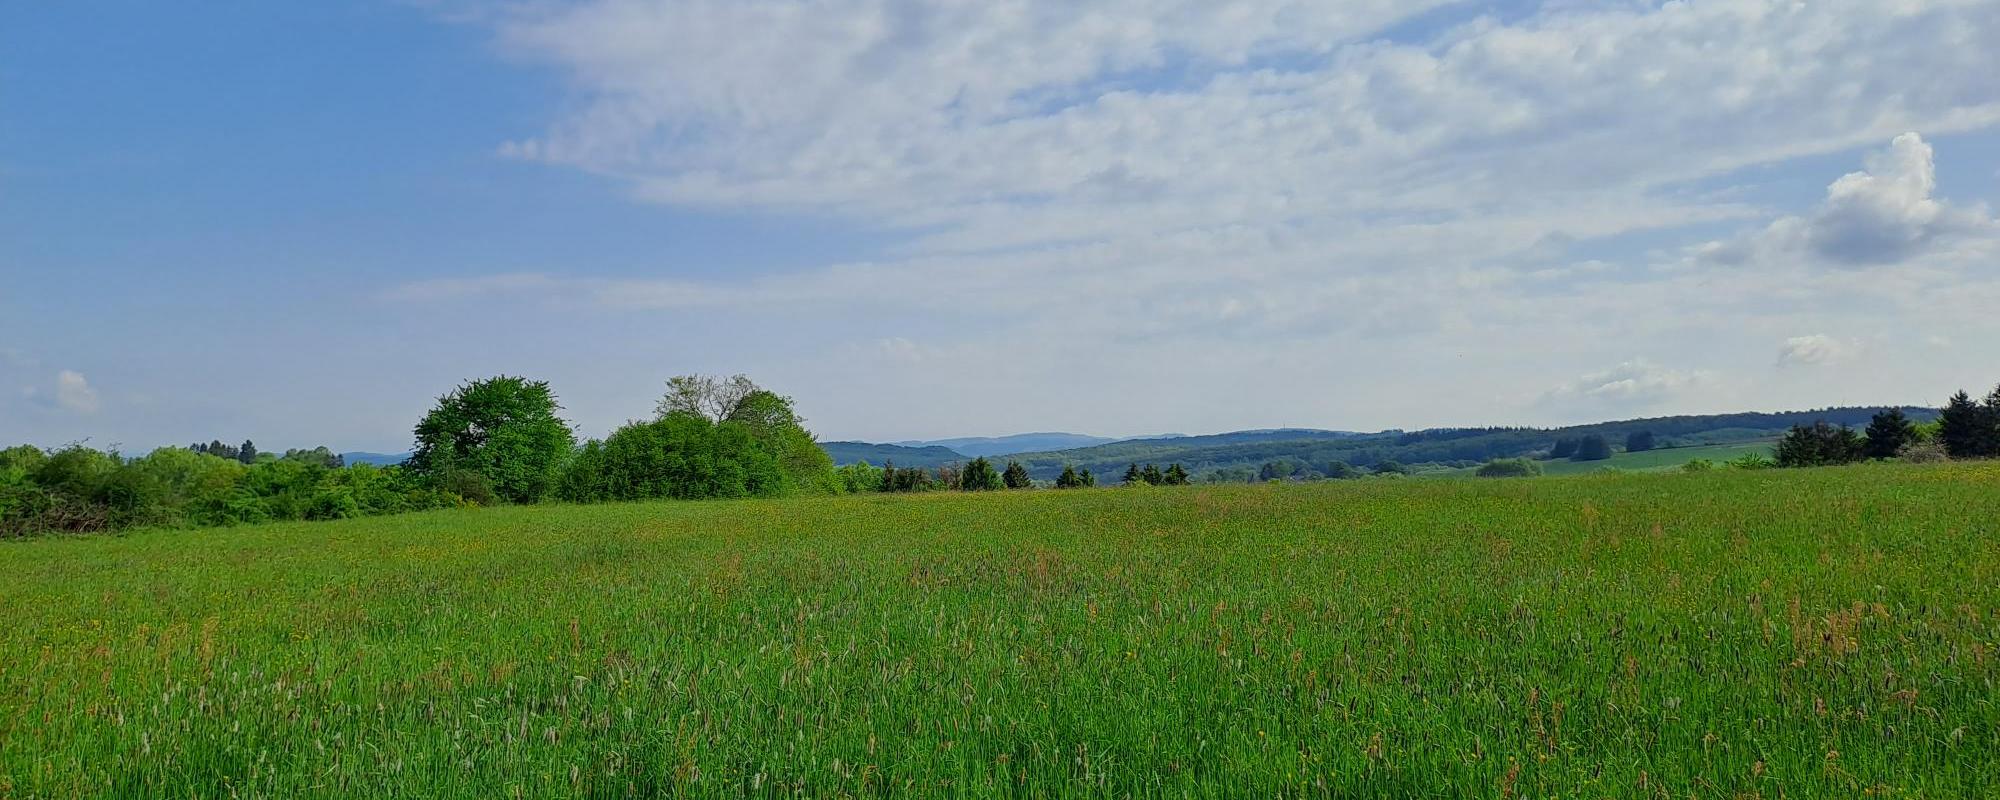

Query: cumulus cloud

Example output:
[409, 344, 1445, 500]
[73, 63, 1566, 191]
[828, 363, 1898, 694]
[54, 370, 100, 414]
[1541, 360, 1711, 413]
[1776, 335, 1849, 368]
[1702, 133, 1996, 268]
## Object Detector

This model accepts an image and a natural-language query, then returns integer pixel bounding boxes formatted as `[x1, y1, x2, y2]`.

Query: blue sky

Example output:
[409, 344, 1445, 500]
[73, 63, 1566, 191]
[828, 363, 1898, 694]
[4, 1, 1999, 453]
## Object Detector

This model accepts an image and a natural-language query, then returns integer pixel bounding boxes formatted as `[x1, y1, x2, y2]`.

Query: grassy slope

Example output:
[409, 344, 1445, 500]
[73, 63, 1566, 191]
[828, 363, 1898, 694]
[3, 465, 1997, 797]
[1534, 441, 1777, 476]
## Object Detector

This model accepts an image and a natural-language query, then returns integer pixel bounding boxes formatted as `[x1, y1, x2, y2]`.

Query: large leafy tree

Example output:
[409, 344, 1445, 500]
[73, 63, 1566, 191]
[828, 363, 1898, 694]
[726, 389, 838, 494]
[1624, 431, 1656, 452]
[409, 376, 575, 504]
[1571, 435, 1613, 462]
[656, 374, 759, 422]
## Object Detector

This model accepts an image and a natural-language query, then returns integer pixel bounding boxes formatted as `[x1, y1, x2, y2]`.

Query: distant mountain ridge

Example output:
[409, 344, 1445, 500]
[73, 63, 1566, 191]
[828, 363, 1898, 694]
[826, 407, 1935, 481]
[340, 452, 409, 467]
[893, 432, 1119, 458]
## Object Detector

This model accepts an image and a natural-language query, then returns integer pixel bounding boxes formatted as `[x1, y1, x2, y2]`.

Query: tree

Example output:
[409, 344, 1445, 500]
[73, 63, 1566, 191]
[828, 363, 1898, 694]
[1326, 461, 1363, 480]
[960, 458, 1002, 491]
[1002, 460, 1032, 489]
[1079, 468, 1096, 487]
[1571, 435, 1613, 462]
[1372, 460, 1409, 475]
[1625, 431, 1656, 452]
[237, 440, 258, 465]
[1476, 458, 1542, 478]
[1548, 438, 1579, 460]
[1775, 421, 1865, 468]
[656, 374, 760, 422]
[1123, 463, 1144, 485]
[1141, 464, 1165, 485]
[1055, 465, 1082, 489]
[726, 389, 838, 494]
[1163, 463, 1190, 486]
[1863, 408, 1916, 460]
[409, 376, 575, 504]
[1936, 390, 2000, 459]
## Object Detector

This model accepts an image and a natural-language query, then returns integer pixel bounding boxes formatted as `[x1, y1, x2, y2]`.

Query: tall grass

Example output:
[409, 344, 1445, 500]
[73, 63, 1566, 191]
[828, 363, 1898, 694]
[3, 464, 1996, 797]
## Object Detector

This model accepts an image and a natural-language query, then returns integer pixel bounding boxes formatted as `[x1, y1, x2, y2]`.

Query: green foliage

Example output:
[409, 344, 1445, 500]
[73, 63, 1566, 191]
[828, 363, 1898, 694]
[1863, 408, 1916, 460]
[1162, 463, 1190, 486]
[1937, 388, 2000, 459]
[1324, 461, 1363, 480]
[561, 413, 784, 503]
[1, 443, 456, 537]
[1681, 459, 1716, 473]
[1548, 438, 1579, 459]
[959, 457, 1002, 492]
[1055, 464, 1083, 489]
[879, 461, 939, 493]
[409, 376, 575, 504]
[727, 389, 839, 495]
[1728, 453, 1777, 470]
[1474, 458, 1542, 478]
[1624, 431, 1656, 452]
[1123, 463, 1144, 485]
[834, 461, 885, 494]
[1001, 460, 1032, 489]
[1775, 421, 1866, 468]
[1371, 460, 1409, 475]
[1571, 435, 1613, 462]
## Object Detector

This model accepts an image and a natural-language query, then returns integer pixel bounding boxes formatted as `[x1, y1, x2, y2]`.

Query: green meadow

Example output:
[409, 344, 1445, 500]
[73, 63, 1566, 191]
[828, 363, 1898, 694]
[1532, 442, 1777, 476]
[3, 464, 1997, 798]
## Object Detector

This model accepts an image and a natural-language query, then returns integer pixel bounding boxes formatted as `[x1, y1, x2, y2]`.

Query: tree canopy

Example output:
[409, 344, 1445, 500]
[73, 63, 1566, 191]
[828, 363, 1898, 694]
[408, 377, 575, 504]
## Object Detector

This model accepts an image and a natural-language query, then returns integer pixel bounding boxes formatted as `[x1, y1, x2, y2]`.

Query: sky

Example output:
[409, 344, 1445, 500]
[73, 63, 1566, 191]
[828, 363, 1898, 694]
[3, 0, 1999, 453]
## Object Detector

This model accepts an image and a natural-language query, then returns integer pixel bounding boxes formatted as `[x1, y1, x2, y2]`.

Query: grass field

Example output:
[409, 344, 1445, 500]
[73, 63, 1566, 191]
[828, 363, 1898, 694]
[3, 465, 1997, 797]
[1535, 441, 1777, 476]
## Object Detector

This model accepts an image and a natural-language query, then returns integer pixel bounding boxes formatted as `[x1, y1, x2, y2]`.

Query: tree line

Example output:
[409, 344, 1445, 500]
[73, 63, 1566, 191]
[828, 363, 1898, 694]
[1773, 384, 2000, 468]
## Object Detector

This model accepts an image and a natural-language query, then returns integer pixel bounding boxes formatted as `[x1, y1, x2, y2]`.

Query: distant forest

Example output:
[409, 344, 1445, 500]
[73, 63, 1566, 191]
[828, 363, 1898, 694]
[833, 406, 1941, 483]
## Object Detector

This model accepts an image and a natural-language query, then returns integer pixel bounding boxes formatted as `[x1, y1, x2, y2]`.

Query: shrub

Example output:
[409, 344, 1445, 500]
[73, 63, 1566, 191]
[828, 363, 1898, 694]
[1898, 440, 1950, 464]
[1475, 458, 1542, 478]
[1681, 459, 1716, 473]
[1727, 454, 1776, 470]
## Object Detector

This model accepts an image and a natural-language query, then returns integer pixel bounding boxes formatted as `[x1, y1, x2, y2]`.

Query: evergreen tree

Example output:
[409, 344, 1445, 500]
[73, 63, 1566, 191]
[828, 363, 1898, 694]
[1002, 460, 1031, 489]
[1055, 465, 1081, 489]
[1080, 468, 1096, 487]
[1937, 391, 1993, 458]
[1141, 464, 1165, 485]
[1163, 463, 1190, 486]
[1571, 435, 1613, 462]
[959, 458, 1002, 491]
[1775, 421, 1866, 467]
[1548, 438, 1579, 460]
[1123, 463, 1144, 485]
[237, 440, 258, 465]
[1863, 408, 1915, 460]
[1624, 431, 1656, 452]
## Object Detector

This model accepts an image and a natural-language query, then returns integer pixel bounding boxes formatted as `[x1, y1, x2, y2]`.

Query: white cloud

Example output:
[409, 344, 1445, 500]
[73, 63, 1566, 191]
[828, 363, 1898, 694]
[55, 370, 100, 414]
[1701, 133, 1997, 268]
[1540, 360, 1713, 414]
[1776, 335, 1849, 368]
[383, 0, 2000, 437]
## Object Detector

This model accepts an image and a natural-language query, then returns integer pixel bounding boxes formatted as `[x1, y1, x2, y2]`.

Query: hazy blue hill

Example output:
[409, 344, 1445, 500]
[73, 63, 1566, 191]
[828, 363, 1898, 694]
[340, 452, 409, 467]
[821, 442, 966, 468]
[895, 432, 1120, 458]
[997, 408, 1936, 482]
